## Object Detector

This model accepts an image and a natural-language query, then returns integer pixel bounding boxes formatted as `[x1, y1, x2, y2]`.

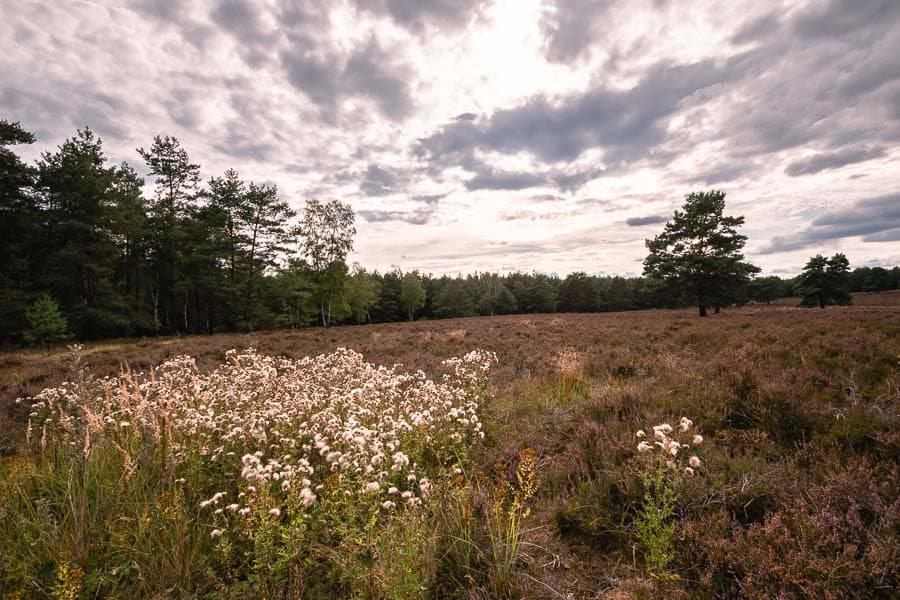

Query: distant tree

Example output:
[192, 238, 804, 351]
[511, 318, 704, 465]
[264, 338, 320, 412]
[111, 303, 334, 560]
[862, 267, 890, 293]
[558, 272, 598, 312]
[296, 199, 355, 326]
[797, 253, 852, 308]
[432, 277, 475, 318]
[848, 267, 870, 293]
[372, 270, 404, 322]
[400, 272, 426, 321]
[36, 128, 135, 338]
[643, 190, 759, 316]
[24, 294, 70, 348]
[750, 276, 789, 304]
[272, 259, 317, 329]
[523, 274, 558, 313]
[346, 264, 379, 324]
[476, 274, 516, 316]
[238, 183, 296, 327]
[0, 120, 38, 341]
[138, 135, 201, 332]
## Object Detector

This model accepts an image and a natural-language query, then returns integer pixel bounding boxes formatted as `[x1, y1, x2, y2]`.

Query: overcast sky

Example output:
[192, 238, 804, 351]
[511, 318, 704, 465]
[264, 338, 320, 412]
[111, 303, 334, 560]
[3, 0, 899, 276]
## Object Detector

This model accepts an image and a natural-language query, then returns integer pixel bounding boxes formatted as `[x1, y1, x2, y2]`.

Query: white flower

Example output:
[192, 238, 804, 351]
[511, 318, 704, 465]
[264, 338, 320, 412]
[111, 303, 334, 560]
[684, 467, 695, 477]
[692, 434, 703, 445]
[382, 500, 396, 510]
[364, 481, 380, 493]
[637, 441, 652, 453]
[269, 507, 281, 517]
[689, 455, 701, 468]
[679, 417, 693, 432]
[636, 430, 646, 438]
[210, 529, 223, 538]
[300, 487, 317, 507]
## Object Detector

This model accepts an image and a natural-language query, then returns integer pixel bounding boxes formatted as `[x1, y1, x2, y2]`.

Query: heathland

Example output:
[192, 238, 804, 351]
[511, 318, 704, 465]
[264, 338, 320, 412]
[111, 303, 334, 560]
[1, 298, 898, 598]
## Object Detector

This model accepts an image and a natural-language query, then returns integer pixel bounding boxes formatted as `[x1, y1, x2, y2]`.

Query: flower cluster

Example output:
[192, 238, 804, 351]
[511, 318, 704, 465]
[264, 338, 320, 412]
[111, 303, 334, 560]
[556, 347, 584, 379]
[22, 347, 497, 532]
[636, 417, 703, 475]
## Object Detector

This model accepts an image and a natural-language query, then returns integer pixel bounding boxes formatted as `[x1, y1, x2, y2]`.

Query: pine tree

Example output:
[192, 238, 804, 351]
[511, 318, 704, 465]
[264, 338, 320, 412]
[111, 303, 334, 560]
[644, 190, 759, 316]
[24, 294, 70, 347]
[797, 253, 852, 308]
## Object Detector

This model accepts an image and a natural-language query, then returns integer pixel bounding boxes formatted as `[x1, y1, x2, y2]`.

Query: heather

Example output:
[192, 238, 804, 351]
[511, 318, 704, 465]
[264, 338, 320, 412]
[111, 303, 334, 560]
[1, 304, 898, 597]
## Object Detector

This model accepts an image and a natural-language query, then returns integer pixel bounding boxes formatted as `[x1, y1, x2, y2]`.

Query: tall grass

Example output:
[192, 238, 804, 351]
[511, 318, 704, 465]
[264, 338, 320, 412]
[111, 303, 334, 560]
[1, 345, 498, 598]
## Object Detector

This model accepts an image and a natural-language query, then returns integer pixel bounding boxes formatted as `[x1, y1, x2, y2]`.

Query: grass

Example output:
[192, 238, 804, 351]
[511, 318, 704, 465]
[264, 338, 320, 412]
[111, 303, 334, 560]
[1, 302, 898, 598]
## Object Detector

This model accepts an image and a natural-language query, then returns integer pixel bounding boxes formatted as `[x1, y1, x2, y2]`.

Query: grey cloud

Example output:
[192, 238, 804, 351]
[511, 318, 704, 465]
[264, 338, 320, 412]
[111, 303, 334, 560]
[358, 208, 434, 225]
[863, 228, 900, 243]
[785, 145, 887, 176]
[465, 168, 547, 191]
[412, 193, 448, 205]
[626, 215, 667, 227]
[133, 0, 184, 21]
[717, 2, 900, 160]
[1, 84, 129, 143]
[360, 0, 482, 32]
[214, 128, 277, 162]
[759, 193, 900, 254]
[500, 210, 575, 221]
[211, 0, 278, 65]
[688, 162, 757, 185]
[282, 37, 414, 121]
[454, 112, 478, 121]
[343, 40, 414, 120]
[360, 164, 402, 196]
[731, 13, 781, 45]
[418, 58, 730, 168]
[793, 0, 900, 39]
[541, 0, 616, 63]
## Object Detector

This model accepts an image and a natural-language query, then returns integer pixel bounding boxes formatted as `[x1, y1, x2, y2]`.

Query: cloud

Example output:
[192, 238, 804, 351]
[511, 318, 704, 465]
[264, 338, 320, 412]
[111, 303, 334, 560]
[541, 0, 613, 63]
[281, 37, 414, 121]
[793, 0, 900, 40]
[731, 13, 781, 45]
[688, 162, 756, 185]
[784, 145, 887, 176]
[758, 193, 900, 254]
[418, 58, 731, 170]
[412, 193, 448, 205]
[359, 0, 483, 32]
[464, 168, 547, 191]
[359, 164, 402, 196]
[625, 215, 667, 227]
[358, 208, 434, 225]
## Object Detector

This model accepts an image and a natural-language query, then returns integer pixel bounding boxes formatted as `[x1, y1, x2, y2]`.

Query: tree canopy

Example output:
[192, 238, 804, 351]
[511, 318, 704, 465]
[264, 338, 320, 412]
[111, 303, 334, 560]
[797, 253, 852, 308]
[643, 190, 759, 316]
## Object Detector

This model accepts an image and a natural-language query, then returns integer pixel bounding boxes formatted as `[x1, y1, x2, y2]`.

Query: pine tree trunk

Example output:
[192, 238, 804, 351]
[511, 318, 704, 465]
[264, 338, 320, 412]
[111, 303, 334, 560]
[699, 304, 707, 317]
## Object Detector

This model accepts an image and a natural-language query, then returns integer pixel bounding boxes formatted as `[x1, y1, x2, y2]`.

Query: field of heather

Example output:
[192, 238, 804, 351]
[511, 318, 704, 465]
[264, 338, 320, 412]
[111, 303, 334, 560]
[1, 304, 898, 598]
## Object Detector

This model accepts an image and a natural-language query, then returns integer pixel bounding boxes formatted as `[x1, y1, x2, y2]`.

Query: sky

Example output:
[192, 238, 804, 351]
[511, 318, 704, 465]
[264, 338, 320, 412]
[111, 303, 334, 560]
[2, 0, 899, 277]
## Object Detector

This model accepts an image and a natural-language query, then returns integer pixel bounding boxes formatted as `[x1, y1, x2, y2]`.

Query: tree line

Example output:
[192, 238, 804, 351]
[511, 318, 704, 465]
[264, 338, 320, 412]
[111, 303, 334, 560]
[2, 120, 898, 344]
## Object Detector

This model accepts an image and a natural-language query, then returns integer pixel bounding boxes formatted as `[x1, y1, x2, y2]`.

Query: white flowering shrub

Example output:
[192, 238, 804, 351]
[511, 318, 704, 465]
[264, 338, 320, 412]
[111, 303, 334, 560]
[20, 346, 497, 592]
[633, 416, 704, 575]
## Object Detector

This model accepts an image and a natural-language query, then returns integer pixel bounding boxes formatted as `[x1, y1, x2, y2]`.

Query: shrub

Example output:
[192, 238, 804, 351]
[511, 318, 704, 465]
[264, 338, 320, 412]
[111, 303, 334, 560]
[3, 347, 497, 597]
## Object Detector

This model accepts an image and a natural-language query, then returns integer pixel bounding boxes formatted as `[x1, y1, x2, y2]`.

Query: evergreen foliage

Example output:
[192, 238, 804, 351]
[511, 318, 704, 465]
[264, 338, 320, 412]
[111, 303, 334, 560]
[24, 294, 70, 346]
[797, 253, 852, 308]
[643, 190, 760, 316]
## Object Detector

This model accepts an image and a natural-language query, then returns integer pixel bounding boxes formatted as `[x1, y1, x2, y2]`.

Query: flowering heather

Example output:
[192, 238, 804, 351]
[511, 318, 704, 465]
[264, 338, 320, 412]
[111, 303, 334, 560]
[23, 347, 497, 519]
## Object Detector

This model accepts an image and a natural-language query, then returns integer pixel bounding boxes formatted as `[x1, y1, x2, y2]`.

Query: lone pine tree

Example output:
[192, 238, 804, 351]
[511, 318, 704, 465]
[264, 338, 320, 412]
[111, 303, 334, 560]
[644, 190, 759, 316]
